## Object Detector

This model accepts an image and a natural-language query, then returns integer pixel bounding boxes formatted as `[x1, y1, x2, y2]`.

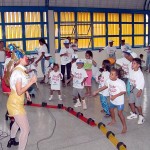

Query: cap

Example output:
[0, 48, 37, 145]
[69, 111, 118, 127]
[108, 40, 114, 43]
[76, 59, 84, 64]
[45, 53, 51, 57]
[63, 39, 69, 44]
[130, 52, 137, 58]
[72, 54, 78, 59]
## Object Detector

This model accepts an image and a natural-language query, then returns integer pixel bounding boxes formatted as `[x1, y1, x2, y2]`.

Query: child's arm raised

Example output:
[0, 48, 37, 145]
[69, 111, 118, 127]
[110, 91, 126, 100]
[93, 85, 108, 96]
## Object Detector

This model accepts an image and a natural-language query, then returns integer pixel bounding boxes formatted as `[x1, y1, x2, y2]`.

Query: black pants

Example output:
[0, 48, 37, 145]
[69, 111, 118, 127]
[61, 62, 71, 83]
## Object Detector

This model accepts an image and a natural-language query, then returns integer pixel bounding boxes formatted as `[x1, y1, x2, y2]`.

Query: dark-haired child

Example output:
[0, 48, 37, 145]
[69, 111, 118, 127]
[96, 60, 111, 117]
[49, 64, 63, 101]
[139, 54, 145, 70]
[84, 50, 97, 96]
[93, 68, 127, 133]
[127, 58, 145, 125]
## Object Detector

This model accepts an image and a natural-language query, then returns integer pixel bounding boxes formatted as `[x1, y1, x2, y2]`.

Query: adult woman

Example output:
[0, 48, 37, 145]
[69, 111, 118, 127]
[7, 49, 37, 150]
[35, 38, 48, 83]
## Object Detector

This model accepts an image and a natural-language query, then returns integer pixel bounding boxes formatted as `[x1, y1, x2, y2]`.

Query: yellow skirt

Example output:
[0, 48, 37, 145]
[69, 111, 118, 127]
[7, 90, 26, 116]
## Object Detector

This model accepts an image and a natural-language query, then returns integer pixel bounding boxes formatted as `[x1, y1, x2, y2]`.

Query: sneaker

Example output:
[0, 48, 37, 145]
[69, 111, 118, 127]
[74, 102, 81, 108]
[82, 100, 87, 110]
[49, 95, 53, 101]
[127, 113, 138, 120]
[58, 95, 62, 101]
[138, 115, 145, 125]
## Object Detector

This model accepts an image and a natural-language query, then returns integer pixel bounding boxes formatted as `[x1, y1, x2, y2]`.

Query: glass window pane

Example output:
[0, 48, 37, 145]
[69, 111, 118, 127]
[121, 14, 132, 22]
[60, 12, 74, 22]
[134, 24, 144, 34]
[146, 24, 148, 35]
[24, 12, 41, 22]
[0, 13, 2, 23]
[54, 12, 58, 22]
[55, 39, 58, 50]
[93, 24, 106, 35]
[55, 24, 58, 37]
[134, 36, 144, 45]
[0, 26, 2, 39]
[26, 40, 39, 51]
[5, 25, 22, 39]
[122, 36, 132, 46]
[77, 24, 91, 36]
[5, 12, 21, 23]
[6, 41, 23, 49]
[25, 25, 41, 38]
[94, 38, 106, 48]
[122, 24, 132, 35]
[134, 14, 144, 22]
[93, 13, 105, 22]
[77, 12, 90, 22]
[108, 13, 119, 22]
[108, 24, 119, 35]
[43, 12, 47, 22]
[108, 37, 119, 46]
[146, 14, 148, 23]
[60, 24, 75, 36]
[146, 36, 148, 46]
[44, 24, 47, 37]
[78, 39, 91, 49]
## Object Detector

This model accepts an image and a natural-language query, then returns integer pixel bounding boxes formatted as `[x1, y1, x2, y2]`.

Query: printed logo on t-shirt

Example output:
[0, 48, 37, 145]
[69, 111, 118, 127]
[109, 84, 117, 93]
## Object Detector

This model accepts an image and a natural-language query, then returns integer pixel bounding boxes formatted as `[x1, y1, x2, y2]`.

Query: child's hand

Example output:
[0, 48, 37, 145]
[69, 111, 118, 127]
[26, 92, 31, 101]
[137, 89, 142, 97]
[93, 91, 98, 96]
[81, 81, 84, 85]
[110, 95, 117, 101]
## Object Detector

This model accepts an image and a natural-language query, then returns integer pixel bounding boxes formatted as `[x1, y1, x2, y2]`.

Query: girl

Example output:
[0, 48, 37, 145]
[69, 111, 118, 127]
[127, 58, 145, 125]
[84, 50, 97, 96]
[49, 63, 63, 101]
[7, 50, 37, 149]
[93, 68, 127, 133]
[96, 60, 111, 117]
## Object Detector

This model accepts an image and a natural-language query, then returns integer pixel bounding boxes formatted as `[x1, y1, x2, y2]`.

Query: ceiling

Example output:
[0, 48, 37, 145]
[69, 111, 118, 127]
[0, 0, 149, 10]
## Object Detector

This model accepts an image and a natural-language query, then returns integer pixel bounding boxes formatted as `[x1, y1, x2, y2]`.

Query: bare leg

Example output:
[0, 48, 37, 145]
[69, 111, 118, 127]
[50, 90, 53, 95]
[108, 108, 116, 125]
[137, 106, 143, 116]
[58, 90, 61, 95]
[129, 103, 136, 113]
[118, 110, 127, 134]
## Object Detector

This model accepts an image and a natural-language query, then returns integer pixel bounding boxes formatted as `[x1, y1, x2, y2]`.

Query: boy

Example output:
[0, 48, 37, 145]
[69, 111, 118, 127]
[93, 68, 127, 133]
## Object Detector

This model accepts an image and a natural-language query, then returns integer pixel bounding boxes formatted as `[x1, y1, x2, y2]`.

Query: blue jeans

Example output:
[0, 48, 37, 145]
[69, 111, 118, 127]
[41, 58, 45, 75]
[0, 62, 4, 77]
[109, 102, 124, 111]
[99, 94, 110, 115]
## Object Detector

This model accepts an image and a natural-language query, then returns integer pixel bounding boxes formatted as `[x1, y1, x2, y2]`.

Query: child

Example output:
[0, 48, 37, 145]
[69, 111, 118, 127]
[49, 63, 63, 101]
[127, 58, 145, 124]
[96, 60, 111, 117]
[144, 44, 150, 72]
[84, 50, 97, 96]
[71, 54, 78, 73]
[70, 59, 88, 109]
[139, 54, 145, 70]
[71, 39, 78, 52]
[93, 68, 127, 133]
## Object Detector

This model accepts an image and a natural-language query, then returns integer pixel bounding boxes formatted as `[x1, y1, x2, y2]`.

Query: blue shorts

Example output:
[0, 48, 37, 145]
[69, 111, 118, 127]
[109, 102, 124, 111]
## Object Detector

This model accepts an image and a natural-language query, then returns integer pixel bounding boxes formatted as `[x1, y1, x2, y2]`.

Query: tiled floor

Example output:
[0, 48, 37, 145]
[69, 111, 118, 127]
[0, 72, 150, 150]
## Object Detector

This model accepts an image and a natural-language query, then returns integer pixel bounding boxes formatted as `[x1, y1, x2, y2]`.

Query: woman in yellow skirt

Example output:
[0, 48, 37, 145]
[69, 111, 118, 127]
[7, 49, 37, 150]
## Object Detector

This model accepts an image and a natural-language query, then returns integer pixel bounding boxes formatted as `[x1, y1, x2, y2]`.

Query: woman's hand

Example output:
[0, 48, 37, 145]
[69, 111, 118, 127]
[30, 76, 37, 84]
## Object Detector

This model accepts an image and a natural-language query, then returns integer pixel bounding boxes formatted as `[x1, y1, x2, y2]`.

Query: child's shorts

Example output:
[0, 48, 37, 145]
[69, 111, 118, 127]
[129, 86, 142, 107]
[109, 102, 124, 111]
[73, 88, 84, 98]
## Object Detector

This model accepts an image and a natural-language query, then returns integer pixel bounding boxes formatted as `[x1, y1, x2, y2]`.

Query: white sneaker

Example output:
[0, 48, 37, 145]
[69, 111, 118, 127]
[82, 100, 87, 110]
[138, 115, 145, 125]
[49, 95, 53, 101]
[58, 95, 62, 101]
[127, 113, 138, 120]
[74, 101, 81, 108]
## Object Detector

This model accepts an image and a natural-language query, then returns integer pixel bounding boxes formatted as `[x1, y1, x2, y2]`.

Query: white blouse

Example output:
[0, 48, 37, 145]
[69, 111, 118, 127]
[10, 64, 29, 91]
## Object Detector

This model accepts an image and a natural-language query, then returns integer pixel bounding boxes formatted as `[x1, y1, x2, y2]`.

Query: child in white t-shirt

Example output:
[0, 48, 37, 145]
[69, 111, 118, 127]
[68, 59, 88, 110]
[93, 68, 127, 133]
[127, 58, 145, 125]
[71, 54, 78, 73]
[96, 60, 111, 117]
[49, 64, 63, 101]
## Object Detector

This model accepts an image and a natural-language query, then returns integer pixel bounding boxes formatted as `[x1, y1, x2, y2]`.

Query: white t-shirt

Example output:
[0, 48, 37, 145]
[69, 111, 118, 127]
[71, 62, 77, 73]
[129, 68, 145, 90]
[98, 71, 110, 96]
[27, 64, 37, 78]
[49, 70, 63, 90]
[35, 44, 48, 62]
[10, 65, 29, 91]
[105, 79, 126, 105]
[60, 47, 74, 65]
[72, 67, 88, 89]
[116, 57, 130, 78]
[104, 46, 116, 55]
[121, 44, 131, 52]
[0, 50, 5, 62]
